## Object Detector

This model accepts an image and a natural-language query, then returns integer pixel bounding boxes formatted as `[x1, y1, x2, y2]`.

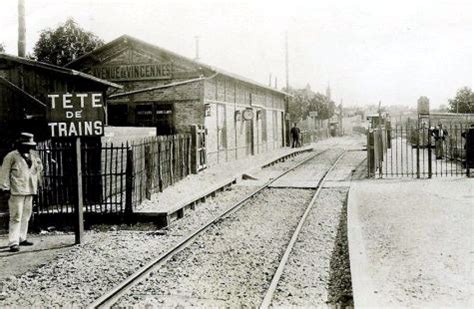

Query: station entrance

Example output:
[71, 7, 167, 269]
[367, 117, 473, 178]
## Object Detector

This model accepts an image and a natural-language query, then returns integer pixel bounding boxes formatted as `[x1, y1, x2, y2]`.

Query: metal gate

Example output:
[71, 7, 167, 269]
[368, 122, 471, 178]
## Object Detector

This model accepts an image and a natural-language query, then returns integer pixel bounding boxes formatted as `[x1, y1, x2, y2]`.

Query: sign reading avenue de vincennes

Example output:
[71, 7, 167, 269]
[47, 92, 105, 137]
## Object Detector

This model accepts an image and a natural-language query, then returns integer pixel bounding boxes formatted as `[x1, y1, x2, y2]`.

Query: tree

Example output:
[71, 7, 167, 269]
[310, 93, 332, 120]
[287, 89, 309, 123]
[33, 18, 104, 66]
[448, 87, 474, 113]
[0, 43, 5, 53]
[285, 85, 335, 123]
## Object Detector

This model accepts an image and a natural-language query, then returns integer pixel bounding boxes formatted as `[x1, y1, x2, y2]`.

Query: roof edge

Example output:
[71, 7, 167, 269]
[65, 34, 291, 97]
[0, 53, 122, 89]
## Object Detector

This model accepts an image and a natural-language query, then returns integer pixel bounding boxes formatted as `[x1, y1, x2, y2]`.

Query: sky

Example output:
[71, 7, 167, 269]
[0, 0, 472, 108]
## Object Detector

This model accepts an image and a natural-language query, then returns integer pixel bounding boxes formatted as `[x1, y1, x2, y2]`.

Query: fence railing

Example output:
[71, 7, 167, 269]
[367, 122, 471, 178]
[36, 140, 130, 214]
[34, 132, 199, 217]
[131, 134, 192, 208]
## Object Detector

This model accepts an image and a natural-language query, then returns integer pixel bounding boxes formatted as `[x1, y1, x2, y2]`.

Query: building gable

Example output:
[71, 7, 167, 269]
[68, 36, 206, 83]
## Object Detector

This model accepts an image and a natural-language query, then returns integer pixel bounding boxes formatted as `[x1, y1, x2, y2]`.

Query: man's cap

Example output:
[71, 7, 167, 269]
[18, 132, 37, 146]
[20, 132, 34, 138]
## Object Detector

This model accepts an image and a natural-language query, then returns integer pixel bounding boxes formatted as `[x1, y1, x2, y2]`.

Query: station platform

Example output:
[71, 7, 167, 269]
[135, 145, 315, 225]
[348, 178, 473, 307]
[135, 136, 366, 226]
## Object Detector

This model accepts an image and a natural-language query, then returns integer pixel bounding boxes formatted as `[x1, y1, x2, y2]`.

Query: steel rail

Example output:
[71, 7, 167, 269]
[89, 148, 330, 308]
[260, 151, 347, 309]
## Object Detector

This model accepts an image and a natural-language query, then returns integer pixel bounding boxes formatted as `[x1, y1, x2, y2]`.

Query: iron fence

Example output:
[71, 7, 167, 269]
[36, 140, 130, 214]
[368, 122, 471, 178]
[35, 134, 195, 216]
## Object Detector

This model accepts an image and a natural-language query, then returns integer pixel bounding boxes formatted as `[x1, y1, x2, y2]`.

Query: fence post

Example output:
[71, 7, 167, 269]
[158, 139, 163, 192]
[367, 129, 374, 178]
[125, 147, 134, 223]
[145, 143, 153, 200]
[181, 136, 186, 177]
[416, 123, 421, 179]
[427, 128, 432, 178]
[190, 124, 198, 174]
[187, 135, 192, 175]
[170, 137, 174, 184]
[74, 138, 84, 245]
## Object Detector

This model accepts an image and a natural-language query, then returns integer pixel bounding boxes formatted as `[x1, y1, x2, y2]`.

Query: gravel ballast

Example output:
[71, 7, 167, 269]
[0, 140, 365, 307]
[0, 185, 256, 307]
[270, 188, 349, 307]
[0, 149, 318, 307]
[115, 188, 315, 308]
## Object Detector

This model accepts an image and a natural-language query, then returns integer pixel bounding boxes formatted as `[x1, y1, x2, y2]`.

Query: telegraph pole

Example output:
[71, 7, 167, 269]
[18, 0, 26, 57]
[285, 32, 289, 91]
[284, 32, 290, 146]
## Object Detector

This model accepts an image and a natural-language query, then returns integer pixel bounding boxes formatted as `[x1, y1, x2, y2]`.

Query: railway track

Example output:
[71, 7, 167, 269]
[260, 151, 346, 308]
[88, 148, 335, 308]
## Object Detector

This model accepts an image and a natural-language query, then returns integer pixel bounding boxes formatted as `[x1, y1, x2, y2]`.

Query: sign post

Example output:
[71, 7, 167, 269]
[46, 92, 105, 244]
[74, 137, 84, 244]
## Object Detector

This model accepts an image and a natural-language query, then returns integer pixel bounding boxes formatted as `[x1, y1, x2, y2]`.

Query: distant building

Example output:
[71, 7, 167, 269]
[67, 35, 290, 165]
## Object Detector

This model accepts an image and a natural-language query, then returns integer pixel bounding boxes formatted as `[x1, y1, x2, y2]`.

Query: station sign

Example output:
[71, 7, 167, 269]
[46, 92, 105, 137]
[309, 111, 318, 117]
[91, 63, 173, 81]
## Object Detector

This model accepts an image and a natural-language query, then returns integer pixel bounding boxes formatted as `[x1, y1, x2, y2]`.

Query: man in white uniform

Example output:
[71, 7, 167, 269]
[0, 133, 43, 252]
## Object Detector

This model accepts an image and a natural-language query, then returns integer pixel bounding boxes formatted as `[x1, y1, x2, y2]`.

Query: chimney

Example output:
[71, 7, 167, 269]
[274, 77, 278, 89]
[269, 73, 272, 87]
[18, 0, 26, 57]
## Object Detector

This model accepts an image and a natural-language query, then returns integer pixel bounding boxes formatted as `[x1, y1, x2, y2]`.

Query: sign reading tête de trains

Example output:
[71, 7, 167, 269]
[46, 93, 105, 137]
[91, 63, 173, 81]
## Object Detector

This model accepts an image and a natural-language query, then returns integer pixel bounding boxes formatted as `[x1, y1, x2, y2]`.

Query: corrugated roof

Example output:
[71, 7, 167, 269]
[0, 53, 123, 89]
[66, 34, 290, 97]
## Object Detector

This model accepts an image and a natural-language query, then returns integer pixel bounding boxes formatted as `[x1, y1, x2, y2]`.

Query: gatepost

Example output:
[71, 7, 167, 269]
[46, 92, 105, 244]
[417, 97, 430, 178]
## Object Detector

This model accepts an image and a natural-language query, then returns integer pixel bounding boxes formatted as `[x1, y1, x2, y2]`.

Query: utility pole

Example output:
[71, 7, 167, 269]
[285, 32, 289, 91]
[194, 36, 200, 61]
[284, 31, 290, 146]
[18, 0, 26, 57]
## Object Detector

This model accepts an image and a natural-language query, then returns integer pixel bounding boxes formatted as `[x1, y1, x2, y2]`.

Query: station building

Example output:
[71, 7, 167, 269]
[66, 35, 289, 165]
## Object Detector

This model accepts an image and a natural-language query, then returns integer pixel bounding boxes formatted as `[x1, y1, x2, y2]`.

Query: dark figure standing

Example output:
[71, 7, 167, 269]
[290, 123, 301, 148]
[432, 123, 448, 159]
[0, 133, 43, 252]
[461, 124, 474, 177]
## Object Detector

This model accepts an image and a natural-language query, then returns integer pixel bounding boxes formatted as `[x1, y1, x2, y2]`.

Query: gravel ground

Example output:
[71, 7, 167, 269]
[350, 179, 473, 307]
[0, 147, 318, 307]
[270, 188, 349, 307]
[0, 139, 364, 307]
[0, 185, 256, 307]
[115, 189, 315, 308]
